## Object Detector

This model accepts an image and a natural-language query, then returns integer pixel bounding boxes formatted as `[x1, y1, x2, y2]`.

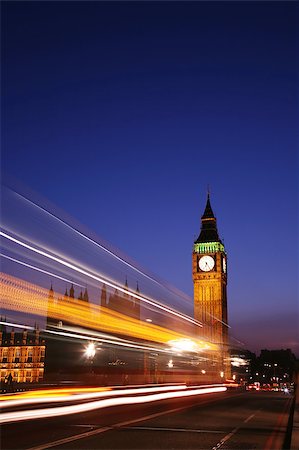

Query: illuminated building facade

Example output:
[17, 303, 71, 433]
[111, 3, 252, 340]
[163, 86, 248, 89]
[192, 194, 230, 377]
[0, 325, 45, 384]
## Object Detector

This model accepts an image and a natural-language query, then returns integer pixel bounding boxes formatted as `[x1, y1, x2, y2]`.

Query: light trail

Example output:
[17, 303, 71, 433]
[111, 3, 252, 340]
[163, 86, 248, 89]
[2, 187, 231, 334]
[0, 386, 227, 424]
[0, 230, 202, 328]
[45, 328, 170, 354]
[0, 384, 187, 409]
[1, 273, 217, 350]
[0, 253, 85, 288]
[0, 321, 34, 330]
[13, 190, 192, 303]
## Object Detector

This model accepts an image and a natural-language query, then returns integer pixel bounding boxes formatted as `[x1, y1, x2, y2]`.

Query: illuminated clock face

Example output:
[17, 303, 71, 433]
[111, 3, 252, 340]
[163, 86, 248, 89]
[199, 255, 215, 272]
[222, 257, 227, 273]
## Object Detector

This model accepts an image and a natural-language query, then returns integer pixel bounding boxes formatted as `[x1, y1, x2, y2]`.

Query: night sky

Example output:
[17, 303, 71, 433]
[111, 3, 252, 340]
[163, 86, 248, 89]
[1, 2, 298, 356]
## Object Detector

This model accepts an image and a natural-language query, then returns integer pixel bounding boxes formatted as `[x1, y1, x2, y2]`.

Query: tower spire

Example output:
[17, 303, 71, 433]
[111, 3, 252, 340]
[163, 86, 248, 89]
[69, 283, 75, 299]
[195, 193, 220, 243]
[201, 191, 216, 220]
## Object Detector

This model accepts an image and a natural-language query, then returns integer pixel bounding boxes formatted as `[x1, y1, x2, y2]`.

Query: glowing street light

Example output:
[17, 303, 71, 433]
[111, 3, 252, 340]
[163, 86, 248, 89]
[168, 338, 198, 353]
[85, 342, 96, 358]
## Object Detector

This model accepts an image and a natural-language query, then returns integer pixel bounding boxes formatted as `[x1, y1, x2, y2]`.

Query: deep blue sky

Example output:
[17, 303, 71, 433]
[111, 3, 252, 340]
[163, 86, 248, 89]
[1, 2, 298, 355]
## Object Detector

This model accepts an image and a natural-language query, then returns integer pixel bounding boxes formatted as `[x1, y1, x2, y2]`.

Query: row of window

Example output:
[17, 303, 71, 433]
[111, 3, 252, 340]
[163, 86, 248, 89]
[0, 369, 44, 382]
[1, 357, 44, 363]
[1, 348, 45, 355]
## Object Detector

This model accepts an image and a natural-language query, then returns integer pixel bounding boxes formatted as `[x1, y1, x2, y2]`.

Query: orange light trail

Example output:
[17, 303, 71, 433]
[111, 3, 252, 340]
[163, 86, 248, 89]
[1, 273, 217, 351]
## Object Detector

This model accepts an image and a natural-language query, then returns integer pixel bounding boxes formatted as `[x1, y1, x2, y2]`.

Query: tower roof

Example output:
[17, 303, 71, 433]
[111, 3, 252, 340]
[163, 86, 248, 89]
[69, 283, 75, 298]
[201, 193, 215, 220]
[48, 283, 54, 298]
[195, 193, 222, 244]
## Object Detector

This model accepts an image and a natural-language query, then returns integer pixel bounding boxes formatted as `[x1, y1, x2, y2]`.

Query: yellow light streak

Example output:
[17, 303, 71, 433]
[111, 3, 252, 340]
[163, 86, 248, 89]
[0, 231, 202, 327]
[0, 385, 186, 409]
[1, 273, 218, 351]
[0, 387, 110, 402]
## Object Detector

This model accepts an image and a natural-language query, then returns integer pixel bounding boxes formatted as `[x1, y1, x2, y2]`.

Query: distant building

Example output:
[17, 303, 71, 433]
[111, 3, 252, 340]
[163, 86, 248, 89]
[0, 324, 45, 384]
[230, 348, 256, 384]
[100, 278, 141, 320]
[252, 348, 297, 386]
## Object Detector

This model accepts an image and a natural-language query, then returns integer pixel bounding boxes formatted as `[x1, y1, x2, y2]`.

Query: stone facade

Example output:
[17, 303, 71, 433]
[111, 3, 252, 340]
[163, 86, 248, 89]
[0, 327, 45, 383]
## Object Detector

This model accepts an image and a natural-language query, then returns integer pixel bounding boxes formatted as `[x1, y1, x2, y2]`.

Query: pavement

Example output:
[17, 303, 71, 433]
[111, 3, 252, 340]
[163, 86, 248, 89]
[290, 378, 299, 450]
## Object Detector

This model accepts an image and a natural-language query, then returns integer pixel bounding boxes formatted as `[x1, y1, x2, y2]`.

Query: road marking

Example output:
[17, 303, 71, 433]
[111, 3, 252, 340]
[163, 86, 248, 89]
[28, 393, 243, 450]
[212, 412, 256, 450]
[244, 413, 255, 423]
[28, 427, 112, 450]
[122, 426, 224, 434]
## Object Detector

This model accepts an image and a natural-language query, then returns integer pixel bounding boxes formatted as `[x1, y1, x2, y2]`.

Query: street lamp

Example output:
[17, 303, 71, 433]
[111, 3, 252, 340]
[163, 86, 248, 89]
[85, 342, 96, 358]
[84, 342, 96, 376]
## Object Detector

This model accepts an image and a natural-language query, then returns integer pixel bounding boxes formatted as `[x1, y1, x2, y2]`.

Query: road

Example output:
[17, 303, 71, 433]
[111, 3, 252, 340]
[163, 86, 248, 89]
[2, 389, 293, 450]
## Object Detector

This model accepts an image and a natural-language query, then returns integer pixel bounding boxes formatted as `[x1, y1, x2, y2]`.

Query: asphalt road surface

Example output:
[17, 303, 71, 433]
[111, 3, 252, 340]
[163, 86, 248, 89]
[2, 390, 293, 450]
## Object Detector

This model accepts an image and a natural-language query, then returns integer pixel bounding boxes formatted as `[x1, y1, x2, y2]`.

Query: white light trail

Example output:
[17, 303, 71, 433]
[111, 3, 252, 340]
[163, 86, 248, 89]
[0, 231, 202, 328]
[14, 190, 191, 303]
[0, 253, 84, 288]
[0, 386, 226, 424]
[45, 329, 168, 353]
[1, 384, 187, 409]
[0, 321, 33, 330]
[168, 338, 200, 353]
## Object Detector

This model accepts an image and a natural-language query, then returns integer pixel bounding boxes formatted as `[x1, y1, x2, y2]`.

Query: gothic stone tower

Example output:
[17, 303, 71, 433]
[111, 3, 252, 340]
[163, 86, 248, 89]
[192, 194, 228, 353]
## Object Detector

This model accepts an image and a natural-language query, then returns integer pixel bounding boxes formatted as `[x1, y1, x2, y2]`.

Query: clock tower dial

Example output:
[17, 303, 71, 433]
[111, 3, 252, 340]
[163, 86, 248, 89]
[222, 257, 227, 273]
[198, 255, 215, 272]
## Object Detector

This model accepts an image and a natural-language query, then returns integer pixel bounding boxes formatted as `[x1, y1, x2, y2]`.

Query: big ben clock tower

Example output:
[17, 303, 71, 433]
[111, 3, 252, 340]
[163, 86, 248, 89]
[192, 193, 228, 355]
